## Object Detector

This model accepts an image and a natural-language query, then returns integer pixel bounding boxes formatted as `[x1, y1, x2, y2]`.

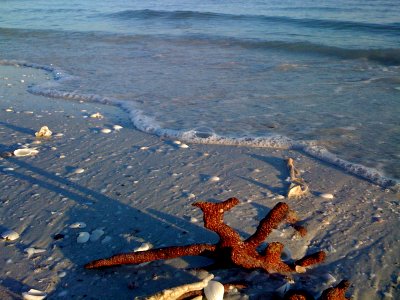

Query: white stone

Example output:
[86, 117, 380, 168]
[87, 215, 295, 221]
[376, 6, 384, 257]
[77, 232, 90, 243]
[204, 280, 224, 300]
[1, 230, 20, 241]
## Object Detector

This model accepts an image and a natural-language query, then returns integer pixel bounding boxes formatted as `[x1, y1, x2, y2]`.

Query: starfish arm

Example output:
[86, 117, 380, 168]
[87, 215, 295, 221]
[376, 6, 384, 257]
[295, 251, 326, 267]
[319, 280, 351, 300]
[245, 202, 289, 248]
[84, 244, 217, 269]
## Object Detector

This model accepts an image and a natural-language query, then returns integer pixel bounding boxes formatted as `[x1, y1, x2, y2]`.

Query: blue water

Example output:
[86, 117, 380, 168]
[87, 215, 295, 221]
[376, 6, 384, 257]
[0, 0, 399, 185]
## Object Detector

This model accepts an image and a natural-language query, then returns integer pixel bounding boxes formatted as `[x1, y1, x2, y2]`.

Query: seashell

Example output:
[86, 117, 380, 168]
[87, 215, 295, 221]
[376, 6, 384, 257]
[173, 140, 182, 145]
[77, 232, 90, 243]
[22, 289, 47, 300]
[35, 126, 52, 138]
[113, 125, 123, 131]
[100, 128, 112, 134]
[134, 242, 152, 252]
[73, 168, 85, 174]
[3, 167, 15, 171]
[1, 230, 20, 241]
[204, 280, 224, 300]
[90, 112, 103, 119]
[90, 229, 105, 242]
[208, 176, 220, 182]
[69, 222, 86, 229]
[54, 133, 64, 137]
[25, 247, 46, 258]
[179, 143, 189, 149]
[140, 146, 149, 150]
[190, 217, 198, 223]
[5, 108, 13, 112]
[320, 193, 334, 199]
[14, 148, 39, 157]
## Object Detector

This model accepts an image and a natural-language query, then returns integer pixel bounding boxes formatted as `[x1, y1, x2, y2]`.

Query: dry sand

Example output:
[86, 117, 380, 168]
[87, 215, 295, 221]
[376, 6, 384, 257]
[0, 65, 399, 299]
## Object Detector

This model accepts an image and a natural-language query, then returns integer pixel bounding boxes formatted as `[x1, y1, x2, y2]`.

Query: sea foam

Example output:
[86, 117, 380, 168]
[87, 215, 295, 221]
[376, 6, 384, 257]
[1, 59, 398, 189]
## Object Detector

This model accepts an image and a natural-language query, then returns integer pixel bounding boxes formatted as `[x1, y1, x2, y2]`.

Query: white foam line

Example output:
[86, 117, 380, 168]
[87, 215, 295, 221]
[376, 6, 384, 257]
[1, 59, 398, 189]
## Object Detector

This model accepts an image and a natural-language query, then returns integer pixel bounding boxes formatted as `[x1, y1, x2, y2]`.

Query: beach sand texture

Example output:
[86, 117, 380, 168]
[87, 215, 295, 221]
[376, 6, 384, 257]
[0, 65, 399, 299]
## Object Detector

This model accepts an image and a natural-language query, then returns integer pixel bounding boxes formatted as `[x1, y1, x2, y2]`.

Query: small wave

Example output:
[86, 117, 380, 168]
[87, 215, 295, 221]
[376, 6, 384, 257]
[0, 59, 398, 189]
[105, 9, 400, 34]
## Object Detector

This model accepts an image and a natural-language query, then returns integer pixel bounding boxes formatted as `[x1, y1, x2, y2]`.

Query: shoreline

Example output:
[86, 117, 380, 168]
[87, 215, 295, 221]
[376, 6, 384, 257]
[0, 65, 399, 299]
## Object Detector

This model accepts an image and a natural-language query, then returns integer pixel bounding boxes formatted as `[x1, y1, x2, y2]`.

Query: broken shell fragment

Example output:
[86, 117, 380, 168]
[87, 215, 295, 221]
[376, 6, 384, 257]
[25, 247, 46, 258]
[113, 125, 123, 131]
[70, 222, 86, 229]
[35, 126, 52, 138]
[208, 176, 220, 182]
[204, 280, 224, 300]
[134, 242, 152, 252]
[90, 112, 104, 119]
[1, 230, 20, 241]
[320, 193, 334, 199]
[179, 143, 189, 149]
[73, 168, 85, 174]
[100, 128, 112, 134]
[77, 232, 90, 243]
[14, 148, 39, 157]
[22, 289, 47, 300]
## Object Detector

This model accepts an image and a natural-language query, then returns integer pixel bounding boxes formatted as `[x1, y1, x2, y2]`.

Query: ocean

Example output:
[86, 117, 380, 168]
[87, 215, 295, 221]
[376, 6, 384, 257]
[1, 0, 399, 186]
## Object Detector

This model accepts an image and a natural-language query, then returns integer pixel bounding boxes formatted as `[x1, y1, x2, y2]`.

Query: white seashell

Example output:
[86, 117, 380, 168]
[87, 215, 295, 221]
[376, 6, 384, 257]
[14, 148, 39, 157]
[73, 168, 85, 174]
[77, 232, 90, 243]
[1, 230, 20, 241]
[59, 154, 66, 159]
[35, 126, 52, 138]
[179, 143, 189, 149]
[134, 242, 152, 252]
[25, 247, 46, 258]
[320, 193, 334, 199]
[140, 146, 149, 150]
[90, 229, 105, 242]
[187, 193, 196, 199]
[190, 217, 198, 223]
[204, 280, 224, 300]
[100, 128, 112, 134]
[22, 289, 47, 300]
[173, 140, 182, 145]
[113, 125, 123, 131]
[208, 176, 220, 182]
[5, 108, 13, 112]
[3, 167, 15, 171]
[69, 222, 86, 229]
[54, 133, 64, 137]
[90, 112, 103, 119]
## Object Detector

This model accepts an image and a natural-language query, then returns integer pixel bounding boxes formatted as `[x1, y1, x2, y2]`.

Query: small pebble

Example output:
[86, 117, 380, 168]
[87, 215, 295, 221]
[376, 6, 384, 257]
[77, 232, 90, 243]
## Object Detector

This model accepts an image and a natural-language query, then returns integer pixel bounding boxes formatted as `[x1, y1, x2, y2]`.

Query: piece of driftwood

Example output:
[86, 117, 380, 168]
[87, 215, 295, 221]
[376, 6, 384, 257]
[286, 158, 309, 199]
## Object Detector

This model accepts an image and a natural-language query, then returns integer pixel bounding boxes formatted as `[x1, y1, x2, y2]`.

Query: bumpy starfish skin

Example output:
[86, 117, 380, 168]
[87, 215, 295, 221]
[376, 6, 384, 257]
[85, 198, 325, 273]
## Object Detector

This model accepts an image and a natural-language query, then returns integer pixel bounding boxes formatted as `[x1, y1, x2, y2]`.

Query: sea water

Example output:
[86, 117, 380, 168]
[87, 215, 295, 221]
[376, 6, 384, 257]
[0, 0, 399, 186]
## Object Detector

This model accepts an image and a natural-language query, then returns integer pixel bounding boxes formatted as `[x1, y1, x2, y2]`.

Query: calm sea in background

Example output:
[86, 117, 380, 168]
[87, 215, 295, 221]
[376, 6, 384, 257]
[1, 0, 399, 183]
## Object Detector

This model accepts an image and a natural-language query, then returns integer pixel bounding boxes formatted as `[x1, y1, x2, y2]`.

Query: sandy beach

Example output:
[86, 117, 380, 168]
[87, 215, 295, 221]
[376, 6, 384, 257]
[0, 65, 399, 299]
